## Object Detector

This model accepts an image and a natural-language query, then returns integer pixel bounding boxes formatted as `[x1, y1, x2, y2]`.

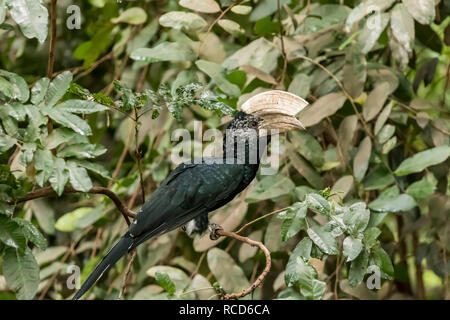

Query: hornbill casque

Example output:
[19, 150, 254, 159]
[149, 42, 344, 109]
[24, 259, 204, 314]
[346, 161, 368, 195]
[73, 90, 308, 300]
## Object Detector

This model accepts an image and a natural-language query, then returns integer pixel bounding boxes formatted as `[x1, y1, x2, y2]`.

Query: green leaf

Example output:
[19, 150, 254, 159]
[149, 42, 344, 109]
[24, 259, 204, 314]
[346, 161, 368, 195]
[368, 186, 417, 212]
[343, 202, 371, 235]
[298, 92, 347, 127]
[250, 0, 291, 22]
[364, 165, 395, 190]
[126, 20, 159, 54]
[67, 162, 93, 192]
[111, 7, 147, 25]
[0, 0, 5, 24]
[131, 42, 196, 63]
[196, 60, 241, 97]
[406, 178, 436, 199]
[21, 144, 41, 165]
[48, 157, 69, 196]
[72, 159, 111, 179]
[179, 0, 220, 13]
[73, 26, 114, 68]
[30, 77, 50, 105]
[353, 137, 372, 182]
[13, 218, 47, 250]
[218, 19, 244, 36]
[377, 124, 396, 145]
[394, 146, 450, 176]
[246, 175, 295, 203]
[343, 236, 363, 262]
[0, 76, 14, 99]
[307, 225, 338, 255]
[44, 108, 92, 136]
[288, 149, 324, 189]
[371, 245, 394, 279]
[231, 5, 252, 15]
[288, 73, 310, 99]
[155, 271, 176, 296]
[382, 136, 397, 155]
[402, 0, 435, 25]
[343, 43, 367, 98]
[222, 38, 280, 74]
[56, 100, 108, 114]
[159, 11, 207, 30]
[43, 71, 73, 107]
[0, 214, 26, 253]
[300, 278, 326, 301]
[2, 247, 40, 300]
[0, 70, 29, 102]
[6, 0, 48, 43]
[281, 202, 307, 242]
[363, 227, 381, 249]
[285, 251, 325, 300]
[348, 250, 369, 287]
[0, 134, 16, 154]
[207, 248, 250, 294]
[363, 82, 391, 121]
[305, 193, 330, 216]
[55, 206, 104, 232]
[289, 131, 324, 168]
[57, 143, 107, 159]
[34, 149, 54, 187]
[285, 254, 312, 287]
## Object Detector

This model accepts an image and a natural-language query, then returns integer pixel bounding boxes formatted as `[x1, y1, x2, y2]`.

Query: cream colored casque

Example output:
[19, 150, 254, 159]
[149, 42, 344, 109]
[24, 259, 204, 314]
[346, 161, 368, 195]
[240, 90, 308, 134]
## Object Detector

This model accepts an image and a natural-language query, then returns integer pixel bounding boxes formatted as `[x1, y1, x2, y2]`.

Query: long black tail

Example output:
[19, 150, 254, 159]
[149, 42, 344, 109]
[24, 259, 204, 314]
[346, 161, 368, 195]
[73, 235, 134, 300]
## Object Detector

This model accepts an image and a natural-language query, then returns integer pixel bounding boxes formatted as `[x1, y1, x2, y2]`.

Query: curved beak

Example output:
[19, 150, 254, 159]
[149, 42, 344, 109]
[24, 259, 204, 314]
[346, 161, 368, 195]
[240, 90, 308, 134]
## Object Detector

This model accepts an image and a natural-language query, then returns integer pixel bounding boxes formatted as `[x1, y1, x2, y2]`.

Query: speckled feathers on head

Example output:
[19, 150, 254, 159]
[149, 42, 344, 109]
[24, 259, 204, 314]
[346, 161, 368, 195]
[227, 111, 260, 131]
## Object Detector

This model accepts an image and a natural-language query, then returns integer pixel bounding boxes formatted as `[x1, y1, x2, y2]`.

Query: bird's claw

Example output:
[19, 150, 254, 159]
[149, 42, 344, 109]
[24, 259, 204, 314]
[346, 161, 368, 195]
[208, 223, 223, 240]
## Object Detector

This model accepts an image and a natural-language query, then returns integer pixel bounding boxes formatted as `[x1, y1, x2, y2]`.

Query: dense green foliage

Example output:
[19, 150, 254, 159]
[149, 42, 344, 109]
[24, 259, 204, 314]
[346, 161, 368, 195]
[0, 0, 449, 300]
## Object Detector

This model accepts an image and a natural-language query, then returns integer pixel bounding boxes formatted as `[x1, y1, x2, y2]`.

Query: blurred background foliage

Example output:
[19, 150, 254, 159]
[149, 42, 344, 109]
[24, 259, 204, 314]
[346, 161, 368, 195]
[0, 0, 449, 300]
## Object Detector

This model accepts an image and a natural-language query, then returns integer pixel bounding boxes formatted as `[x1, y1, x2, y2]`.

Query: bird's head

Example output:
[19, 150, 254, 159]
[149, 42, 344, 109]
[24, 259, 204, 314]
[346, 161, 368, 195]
[227, 90, 308, 135]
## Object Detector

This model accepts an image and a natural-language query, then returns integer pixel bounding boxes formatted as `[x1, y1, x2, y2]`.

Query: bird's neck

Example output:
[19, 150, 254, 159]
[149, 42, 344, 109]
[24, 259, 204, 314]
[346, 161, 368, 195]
[222, 134, 271, 165]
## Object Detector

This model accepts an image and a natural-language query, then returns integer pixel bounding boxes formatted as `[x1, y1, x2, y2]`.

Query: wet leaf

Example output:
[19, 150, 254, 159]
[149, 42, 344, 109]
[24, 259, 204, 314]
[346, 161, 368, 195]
[3, 247, 39, 299]
[394, 146, 450, 176]
[369, 186, 416, 212]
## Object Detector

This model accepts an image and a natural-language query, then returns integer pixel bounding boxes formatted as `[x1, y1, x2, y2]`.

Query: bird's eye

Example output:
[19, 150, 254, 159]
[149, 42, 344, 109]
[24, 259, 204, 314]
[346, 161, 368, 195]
[249, 120, 258, 128]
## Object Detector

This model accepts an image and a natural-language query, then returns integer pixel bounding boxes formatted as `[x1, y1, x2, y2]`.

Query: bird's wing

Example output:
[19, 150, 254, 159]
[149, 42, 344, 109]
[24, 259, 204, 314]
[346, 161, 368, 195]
[128, 160, 246, 243]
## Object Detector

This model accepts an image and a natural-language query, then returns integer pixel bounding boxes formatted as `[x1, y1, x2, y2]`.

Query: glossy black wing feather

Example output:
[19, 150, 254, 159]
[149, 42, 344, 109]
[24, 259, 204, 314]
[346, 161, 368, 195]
[128, 159, 246, 243]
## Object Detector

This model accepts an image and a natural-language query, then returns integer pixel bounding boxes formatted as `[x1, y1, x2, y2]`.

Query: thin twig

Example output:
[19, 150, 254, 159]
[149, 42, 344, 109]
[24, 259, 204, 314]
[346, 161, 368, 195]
[39, 227, 92, 299]
[216, 230, 271, 300]
[133, 107, 146, 204]
[47, 0, 57, 79]
[277, 0, 288, 88]
[235, 207, 289, 234]
[118, 249, 137, 299]
[74, 52, 114, 81]
[412, 231, 425, 299]
[11, 186, 135, 225]
[294, 55, 374, 140]
[191, 251, 206, 278]
[109, 126, 134, 188]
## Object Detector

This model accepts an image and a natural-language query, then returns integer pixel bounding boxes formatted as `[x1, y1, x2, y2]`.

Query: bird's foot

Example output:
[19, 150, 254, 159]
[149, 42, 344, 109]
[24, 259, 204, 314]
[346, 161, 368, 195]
[208, 223, 223, 240]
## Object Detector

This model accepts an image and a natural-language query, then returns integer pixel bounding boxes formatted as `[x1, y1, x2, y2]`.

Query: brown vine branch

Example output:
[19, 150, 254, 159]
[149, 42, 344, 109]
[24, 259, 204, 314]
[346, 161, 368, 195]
[10, 186, 135, 225]
[215, 230, 271, 300]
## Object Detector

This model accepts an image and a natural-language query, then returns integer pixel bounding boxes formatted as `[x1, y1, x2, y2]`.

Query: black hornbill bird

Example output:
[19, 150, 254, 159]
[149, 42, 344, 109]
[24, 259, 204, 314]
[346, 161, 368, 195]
[73, 90, 308, 300]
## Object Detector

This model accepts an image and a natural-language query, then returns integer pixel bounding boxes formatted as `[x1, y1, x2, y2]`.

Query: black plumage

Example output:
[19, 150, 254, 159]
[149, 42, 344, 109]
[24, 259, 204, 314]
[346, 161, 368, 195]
[73, 111, 269, 300]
